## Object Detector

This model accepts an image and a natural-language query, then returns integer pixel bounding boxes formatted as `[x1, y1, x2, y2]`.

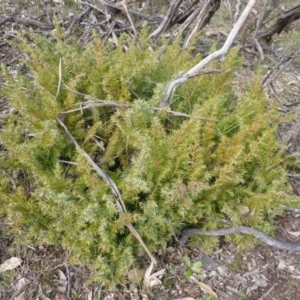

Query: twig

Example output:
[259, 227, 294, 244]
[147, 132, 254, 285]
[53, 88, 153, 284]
[57, 111, 157, 266]
[183, 0, 220, 49]
[149, 0, 184, 40]
[263, 49, 300, 86]
[64, 5, 92, 39]
[59, 160, 77, 165]
[0, 16, 54, 30]
[270, 49, 300, 84]
[254, 38, 264, 60]
[64, 263, 71, 300]
[121, 3, 137, 37]
[55, 57, 62, 100]
[233, 0, 242, 23]
[94, 0, 155, 22]
[258, 283, 277, 300]
[257, 4, 300, 39]
[61, 86, 218, 121]
[253, 0, 268, 38]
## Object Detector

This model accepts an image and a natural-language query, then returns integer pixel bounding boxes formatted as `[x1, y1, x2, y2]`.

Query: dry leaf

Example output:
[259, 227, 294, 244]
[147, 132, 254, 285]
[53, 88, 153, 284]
[11, 277, 29, 300]
[0, 257, 22, 272]
[148, 268, 165, 288]
[287, 230, 300, 237]
[56, 269, 68, 294]
[190, 276, 218, 298]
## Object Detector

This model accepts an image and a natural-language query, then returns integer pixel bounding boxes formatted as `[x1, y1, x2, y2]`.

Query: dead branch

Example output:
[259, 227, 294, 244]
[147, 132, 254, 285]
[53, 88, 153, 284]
[94, 0, 160, 23]
[149, 0, 184, 40]
[169, 0, 201, 26]
[64, 5, 92, 39]
[159, 0, 258, 108]
[0, 16, 54, 30]
[234, 0, 242, 23]
[257, 4, 300, 39]
[262, 48, 300, 86]
[183, 0, 221, 49]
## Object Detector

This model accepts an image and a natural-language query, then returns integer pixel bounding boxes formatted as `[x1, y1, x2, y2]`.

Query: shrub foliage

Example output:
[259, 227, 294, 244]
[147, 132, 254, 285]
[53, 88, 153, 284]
[0, 28, 296, 284]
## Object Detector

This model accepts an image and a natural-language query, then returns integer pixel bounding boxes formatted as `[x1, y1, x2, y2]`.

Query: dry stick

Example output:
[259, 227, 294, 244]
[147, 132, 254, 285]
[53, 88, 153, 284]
[88, 11, 106, 36]
[233, 0, 242, 23]
[149, 0, 184, 40]
[171, 0, 219, 42]
[253, 0, 268, 38]
[78, 1, 106, 15]
[61, 86, 219, 121]
[63, 263, 71, 300]
[258, 283, 277, 300]
[254, 39, 264, 60]
[57, 113, 157, 265]
[262, 48, 300, 86]
[256, 4, 300, 39]
[0, 16, 54, 30]
[121, 3, 137, 37]
[94, 0, 158, 23]
[159, 0, 258, 108]
[55, 57, 62, 100]
[64, 5, 92, 39]
[281, 205, 300, 214]
[170, 5, 201, 42]
[269, 48, 300, 84]
[169, 0, 201, 27]
[183, 0, 221, 49]
[183, 0, 212, 49]
[251, 0, 268, 60]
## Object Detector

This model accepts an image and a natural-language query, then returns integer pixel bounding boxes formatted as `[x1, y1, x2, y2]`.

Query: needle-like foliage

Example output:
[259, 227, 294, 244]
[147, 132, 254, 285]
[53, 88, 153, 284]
[0, 27, 297, 285]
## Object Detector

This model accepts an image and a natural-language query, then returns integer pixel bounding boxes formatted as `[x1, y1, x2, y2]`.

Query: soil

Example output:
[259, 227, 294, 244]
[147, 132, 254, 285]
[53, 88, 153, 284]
[0, 1, 300, 299]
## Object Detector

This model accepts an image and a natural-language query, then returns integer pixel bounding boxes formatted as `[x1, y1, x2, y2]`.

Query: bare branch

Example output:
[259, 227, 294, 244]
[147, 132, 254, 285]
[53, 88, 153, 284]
[159, 0, 258, 107]
[57, 111, 157, 265]
[183, 0, 221, 49]
[257, 4, 300, 39]
[149, 0, 184, 40]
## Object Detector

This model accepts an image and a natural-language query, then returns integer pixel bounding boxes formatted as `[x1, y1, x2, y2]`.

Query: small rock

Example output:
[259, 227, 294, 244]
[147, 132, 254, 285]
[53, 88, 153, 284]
[217, 266, 227, 276]
[166, 247, 175, 253]
[277, 259, 286, 271]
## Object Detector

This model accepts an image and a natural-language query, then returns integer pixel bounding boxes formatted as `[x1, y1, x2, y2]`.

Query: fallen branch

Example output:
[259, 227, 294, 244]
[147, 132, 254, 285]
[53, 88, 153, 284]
[179, 225, 300, 250]
[149, 0, 184, 40]
[257, 4, 300, 39]
[183, 0, 221, 49]
[0, 16, 54, 30]
[262, 48, 300, 86]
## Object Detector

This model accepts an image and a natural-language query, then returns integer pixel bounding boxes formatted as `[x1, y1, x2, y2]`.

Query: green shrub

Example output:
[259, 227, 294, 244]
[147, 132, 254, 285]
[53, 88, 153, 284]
[0, 27, 296, 285]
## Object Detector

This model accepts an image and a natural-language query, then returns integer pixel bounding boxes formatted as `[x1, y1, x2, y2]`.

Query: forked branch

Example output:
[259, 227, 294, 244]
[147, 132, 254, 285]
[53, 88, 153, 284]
[159, 0, 257, 107]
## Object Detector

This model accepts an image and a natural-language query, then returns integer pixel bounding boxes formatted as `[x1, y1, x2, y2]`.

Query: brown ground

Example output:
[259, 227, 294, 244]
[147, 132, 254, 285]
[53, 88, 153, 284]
[1, 213, 300, 299]
[1, 1, 300, 299]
